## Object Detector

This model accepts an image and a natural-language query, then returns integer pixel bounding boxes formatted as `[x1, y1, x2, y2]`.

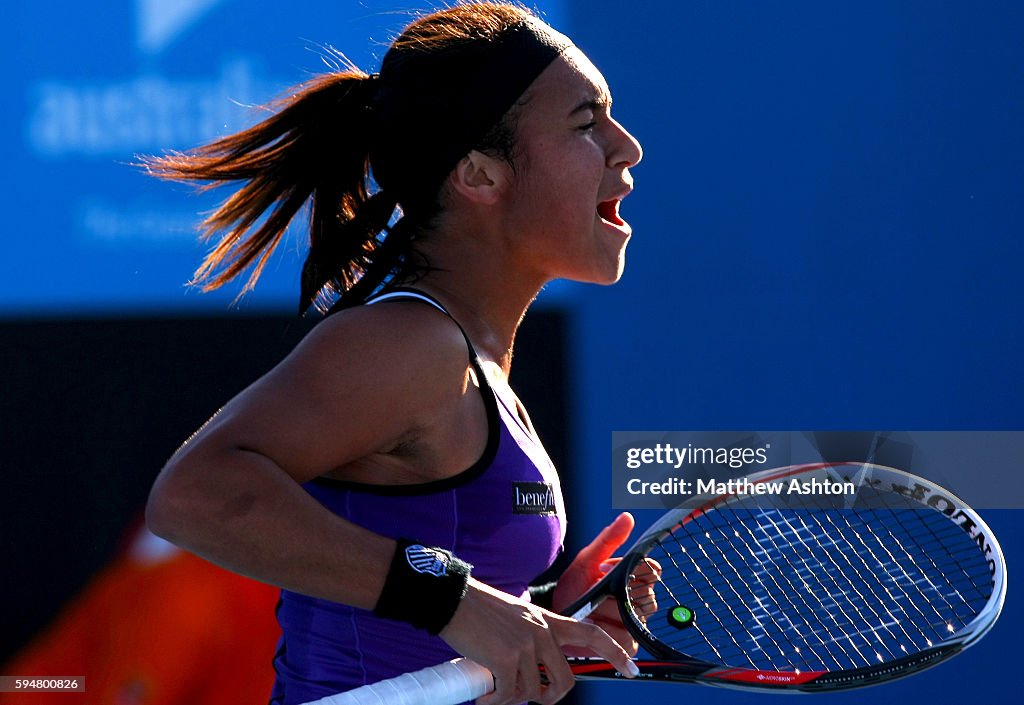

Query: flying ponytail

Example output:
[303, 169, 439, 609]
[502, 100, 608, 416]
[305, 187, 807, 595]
[143, 70, 391, 313]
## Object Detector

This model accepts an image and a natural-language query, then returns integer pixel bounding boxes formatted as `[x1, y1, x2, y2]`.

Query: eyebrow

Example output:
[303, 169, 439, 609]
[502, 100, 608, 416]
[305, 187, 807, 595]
[568, 90, 612, 117]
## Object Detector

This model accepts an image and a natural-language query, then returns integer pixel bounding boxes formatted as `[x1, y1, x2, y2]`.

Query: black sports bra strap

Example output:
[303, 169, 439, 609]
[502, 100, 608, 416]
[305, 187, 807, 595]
[364, 287, 486, 374]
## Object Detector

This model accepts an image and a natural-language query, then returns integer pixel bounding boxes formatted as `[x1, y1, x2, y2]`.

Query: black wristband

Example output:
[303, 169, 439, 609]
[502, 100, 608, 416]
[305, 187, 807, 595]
[373, 539, 473, 634]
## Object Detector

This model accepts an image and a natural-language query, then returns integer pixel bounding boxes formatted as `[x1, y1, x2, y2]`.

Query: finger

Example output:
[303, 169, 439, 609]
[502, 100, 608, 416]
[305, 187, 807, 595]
[590, 600, 620, 619]
[588, 614, 639, 656]
[477, 658, 521, 705]
[585, 598, 638, 655]
[628, 586, 658, 619]
[576, 513, 635, 565]
[517, 651, 544, 705]
[625, 573, 657, 606]
[555, 617, 639, 679]
[629, 557, 662, 584]
[622, 560, 660, 618]
[536, 643, 574, 705]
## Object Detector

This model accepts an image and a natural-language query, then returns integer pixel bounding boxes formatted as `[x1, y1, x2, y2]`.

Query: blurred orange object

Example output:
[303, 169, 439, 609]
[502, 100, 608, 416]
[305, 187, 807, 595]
[1, 523, 280, 705]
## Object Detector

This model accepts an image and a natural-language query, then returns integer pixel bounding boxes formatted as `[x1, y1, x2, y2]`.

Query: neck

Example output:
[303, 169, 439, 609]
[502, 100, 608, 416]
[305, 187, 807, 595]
[409, 239, 548, 377]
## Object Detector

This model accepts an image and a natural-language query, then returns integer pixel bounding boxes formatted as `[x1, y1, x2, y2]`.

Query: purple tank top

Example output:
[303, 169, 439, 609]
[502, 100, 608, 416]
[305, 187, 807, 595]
[270, 291, 566, 705]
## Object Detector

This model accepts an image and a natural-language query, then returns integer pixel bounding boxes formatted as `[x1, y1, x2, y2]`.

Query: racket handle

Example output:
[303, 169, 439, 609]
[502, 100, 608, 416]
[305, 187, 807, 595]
[300, 658, 494, 705]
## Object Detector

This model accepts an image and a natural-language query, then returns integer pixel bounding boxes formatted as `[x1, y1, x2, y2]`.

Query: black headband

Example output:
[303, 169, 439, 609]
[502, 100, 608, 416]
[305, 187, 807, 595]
[367, 16, 573, 210]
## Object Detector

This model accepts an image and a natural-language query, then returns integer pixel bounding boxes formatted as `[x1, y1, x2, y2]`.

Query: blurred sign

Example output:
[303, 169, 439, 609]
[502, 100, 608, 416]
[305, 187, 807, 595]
[5, 0, 567, 314]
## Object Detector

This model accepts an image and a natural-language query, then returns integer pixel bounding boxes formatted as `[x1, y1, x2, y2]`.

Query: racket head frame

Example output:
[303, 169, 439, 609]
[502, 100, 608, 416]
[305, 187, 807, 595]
[573, 462, 1006, 692]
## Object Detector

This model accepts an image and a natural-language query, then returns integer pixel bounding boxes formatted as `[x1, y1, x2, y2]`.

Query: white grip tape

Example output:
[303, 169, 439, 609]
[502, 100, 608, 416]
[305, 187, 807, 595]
[301, 658, 494, 705]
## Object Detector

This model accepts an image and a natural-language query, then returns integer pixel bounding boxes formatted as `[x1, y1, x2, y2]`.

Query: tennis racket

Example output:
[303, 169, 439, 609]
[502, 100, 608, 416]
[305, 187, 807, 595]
[303, 462, 1006, 704]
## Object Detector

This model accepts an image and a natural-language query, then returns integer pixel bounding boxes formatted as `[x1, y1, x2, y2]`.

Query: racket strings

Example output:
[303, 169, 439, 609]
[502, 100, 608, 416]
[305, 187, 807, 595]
[847, 508, 991, 635]
[647, 516, 844, 669]
[637, 495, 994, 674]
[719, 523, 842, 670]
[771, 491, 993, 654]
[781, 509, 928, 663]
[753, 510, 899, 667]
[825, 510, 964, 644]
[878, 494, 994, 601]
[789, 504, 985, 663]
[707, 521, 843, 672]
[857, 490, 993, 629]
[701, 523, 826, 671]
[690, 532, 791, 669]
[657, 517, 853, 671]
[733, 509, 900, 669]
[650, 536, 732, 664]
[733, 510, 884, 668]
[844, 485, 992, 631]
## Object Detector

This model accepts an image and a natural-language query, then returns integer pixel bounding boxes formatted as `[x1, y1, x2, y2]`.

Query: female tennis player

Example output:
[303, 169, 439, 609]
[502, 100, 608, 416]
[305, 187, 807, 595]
[144, 3, 644, 704]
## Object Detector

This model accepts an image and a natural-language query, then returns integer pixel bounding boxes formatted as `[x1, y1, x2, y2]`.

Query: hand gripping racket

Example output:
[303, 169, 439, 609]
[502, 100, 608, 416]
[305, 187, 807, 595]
[303, 462, 1006, 704]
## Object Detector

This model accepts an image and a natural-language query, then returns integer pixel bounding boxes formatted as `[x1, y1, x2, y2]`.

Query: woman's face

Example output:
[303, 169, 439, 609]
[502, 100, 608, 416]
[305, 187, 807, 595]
[504, 46, 643, 285]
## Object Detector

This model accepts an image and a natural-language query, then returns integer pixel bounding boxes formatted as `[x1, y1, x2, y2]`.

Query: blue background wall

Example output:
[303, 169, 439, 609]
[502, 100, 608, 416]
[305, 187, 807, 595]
[3, 1, 1022, 703]
[566, 2, 1023, 704]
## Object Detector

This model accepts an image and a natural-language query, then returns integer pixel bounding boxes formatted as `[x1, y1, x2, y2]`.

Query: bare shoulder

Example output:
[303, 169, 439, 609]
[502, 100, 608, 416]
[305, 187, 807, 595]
[295, 300, 470, 384]
[174, 300, 474, 483]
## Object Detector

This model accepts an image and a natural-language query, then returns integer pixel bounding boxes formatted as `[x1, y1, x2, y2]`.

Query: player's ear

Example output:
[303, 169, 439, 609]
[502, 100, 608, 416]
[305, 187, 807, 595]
[447, 150, 511, 205]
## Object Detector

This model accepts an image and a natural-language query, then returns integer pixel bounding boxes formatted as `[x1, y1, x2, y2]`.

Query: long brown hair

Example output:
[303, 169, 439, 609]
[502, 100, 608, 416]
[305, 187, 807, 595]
[143, 2, 532, 314]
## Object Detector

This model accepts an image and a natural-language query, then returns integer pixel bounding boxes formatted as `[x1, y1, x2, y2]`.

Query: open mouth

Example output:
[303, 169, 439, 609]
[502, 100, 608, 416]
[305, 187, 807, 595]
[597, 199, 625, 227]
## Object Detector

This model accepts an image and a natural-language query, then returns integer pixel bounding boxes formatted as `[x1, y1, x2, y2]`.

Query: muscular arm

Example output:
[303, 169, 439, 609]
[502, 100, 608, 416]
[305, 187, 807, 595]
[146, 304, 469, 607]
